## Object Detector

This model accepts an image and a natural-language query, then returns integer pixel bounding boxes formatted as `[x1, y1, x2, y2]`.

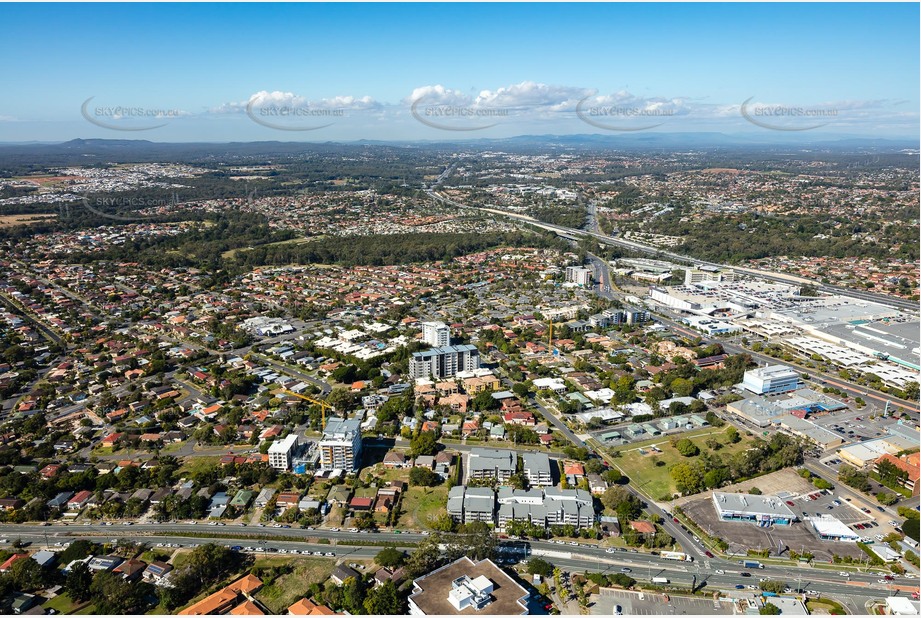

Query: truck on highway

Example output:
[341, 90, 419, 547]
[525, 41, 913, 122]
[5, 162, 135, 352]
[651, 577, 670, 584]
[660, 551, 693, 562]
[740, 560, 764, 569]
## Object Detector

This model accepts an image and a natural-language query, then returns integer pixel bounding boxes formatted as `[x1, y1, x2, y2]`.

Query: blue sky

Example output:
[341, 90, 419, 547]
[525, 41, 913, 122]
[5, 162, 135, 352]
[0, 2, 917, 141]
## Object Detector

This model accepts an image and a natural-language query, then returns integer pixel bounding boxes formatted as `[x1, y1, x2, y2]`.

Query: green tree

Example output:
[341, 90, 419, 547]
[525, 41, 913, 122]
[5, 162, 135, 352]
[527, 558, 554, 577]
[65, 561, 93, 602]
[7, 557, 44, 592]
[671, 463, 704, 495]
[409, 466, 441, 487]
[410, 431, 438, 457]
[363, 579, 404, 615]
[675, 438, 700, 457]
[375, 547, 405, 568]
[760, 603, 782, 615]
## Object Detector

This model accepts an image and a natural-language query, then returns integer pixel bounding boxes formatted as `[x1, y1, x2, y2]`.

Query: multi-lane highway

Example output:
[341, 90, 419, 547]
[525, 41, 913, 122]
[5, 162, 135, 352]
[426, 188, 920, 313]
[1, 523, 913, 606]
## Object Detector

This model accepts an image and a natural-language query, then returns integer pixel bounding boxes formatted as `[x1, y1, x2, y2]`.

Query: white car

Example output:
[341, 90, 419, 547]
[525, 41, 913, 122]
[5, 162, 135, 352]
[606, 548, 617, 554]
[421, 531, 430, 536]
[714, 569, 724, 575]
[806, 590, 819, 596]
[839, 572, 850, 577]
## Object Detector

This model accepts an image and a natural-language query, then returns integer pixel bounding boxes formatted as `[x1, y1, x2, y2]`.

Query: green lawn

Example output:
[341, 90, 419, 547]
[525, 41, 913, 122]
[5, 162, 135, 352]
[179, 456, 221, 477]
[43, 593, 93, 615]
[398, 485, 449, 530]
[607, 427, 755, 500]
[253, 557, 336, 614]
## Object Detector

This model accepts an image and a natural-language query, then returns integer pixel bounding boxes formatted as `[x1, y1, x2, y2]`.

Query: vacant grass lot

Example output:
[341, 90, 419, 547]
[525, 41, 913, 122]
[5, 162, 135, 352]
[253, 557, 336, 614]
[398, 485, 449, 530]
[609, 427, 755, 499]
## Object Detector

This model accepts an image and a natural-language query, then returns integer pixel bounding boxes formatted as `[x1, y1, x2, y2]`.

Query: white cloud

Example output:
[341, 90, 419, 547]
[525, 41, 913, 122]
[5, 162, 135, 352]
[212, 90, 380, 114]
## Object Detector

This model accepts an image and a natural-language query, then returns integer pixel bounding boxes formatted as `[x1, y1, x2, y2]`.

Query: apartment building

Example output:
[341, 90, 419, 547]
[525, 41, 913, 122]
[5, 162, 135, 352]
[421, 321, 451, 347]
[521, 452, 552, 487]
[468, 447, 516, 483]
[565, 266, 592, 287]
[447, 486, 496, 524]
[267, 434, 304, 471]
[319, 417, 362, 472]
[409, 344, 480, 380]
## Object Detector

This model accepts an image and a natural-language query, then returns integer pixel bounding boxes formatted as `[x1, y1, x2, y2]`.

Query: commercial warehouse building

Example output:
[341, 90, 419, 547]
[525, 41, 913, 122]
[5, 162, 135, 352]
[806, 515, 860, 542]
[712, 492, 796, 526]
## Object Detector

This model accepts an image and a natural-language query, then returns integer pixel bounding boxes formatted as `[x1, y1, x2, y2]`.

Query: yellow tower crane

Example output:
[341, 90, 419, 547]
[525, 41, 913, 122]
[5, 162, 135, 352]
[281, 389, 334, 429]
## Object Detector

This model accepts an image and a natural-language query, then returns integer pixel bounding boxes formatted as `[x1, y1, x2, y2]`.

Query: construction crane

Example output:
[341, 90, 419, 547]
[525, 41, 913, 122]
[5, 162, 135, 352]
[281, 389, 333, 429]
[547, 319, 562, 356]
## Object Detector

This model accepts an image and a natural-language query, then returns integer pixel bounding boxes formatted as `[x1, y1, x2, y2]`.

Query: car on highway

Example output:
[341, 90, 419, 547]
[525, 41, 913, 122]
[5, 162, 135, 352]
[806, 590, 819, 596]
[785, 501, 795, 506]
[877, 506, 886, 512]
[838, 572, 849, 577]
[714, 569, 724, 575]
[740, 572, 751, 577]
[325, 552, 335, 557]
[705, 551, 714, 558]
[620, 568, 632, 573]
[606, 548, 617, 554]
[673, 517, 679, 524]
[734, 585, 744, 589]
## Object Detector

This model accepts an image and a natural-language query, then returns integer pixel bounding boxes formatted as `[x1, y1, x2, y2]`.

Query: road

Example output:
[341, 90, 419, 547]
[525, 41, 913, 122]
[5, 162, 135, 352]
[426, 188, 919, 313]
[1, 524, 912, 604]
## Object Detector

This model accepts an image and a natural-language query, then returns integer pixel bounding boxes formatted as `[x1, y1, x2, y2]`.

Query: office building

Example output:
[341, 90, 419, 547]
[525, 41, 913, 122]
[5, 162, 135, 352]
[319, 417, 362, 473]
[407, 556, 528, 615]
[421, 321, 451, 347]
[684, 267, 736, 285]
[742, 365, 802, 395]
[409, 344, 480, 380]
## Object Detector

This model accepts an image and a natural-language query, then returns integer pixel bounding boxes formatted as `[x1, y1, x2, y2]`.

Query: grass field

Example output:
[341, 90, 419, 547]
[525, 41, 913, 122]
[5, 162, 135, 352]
[398, 485, 448, 530]
[608, 426, 756, 500]
[179, 456, 221, 478]
[253, 557, 338, 613]
[0, 214, 57, 228]
[43, 593, 93, 614]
